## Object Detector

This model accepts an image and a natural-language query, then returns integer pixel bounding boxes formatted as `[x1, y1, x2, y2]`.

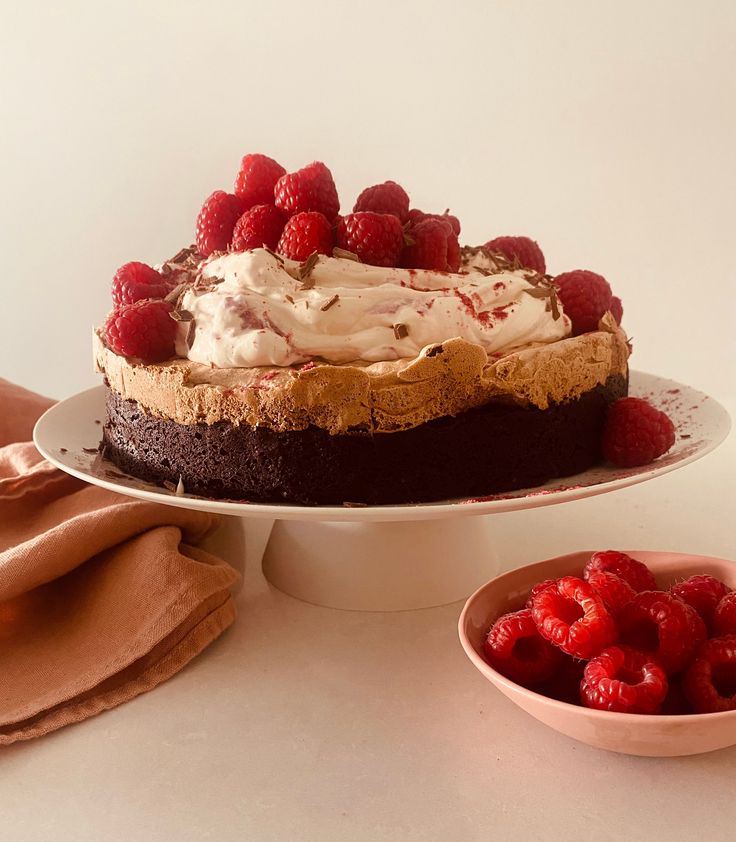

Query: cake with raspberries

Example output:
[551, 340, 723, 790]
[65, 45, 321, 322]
[95, 153, 636, 505]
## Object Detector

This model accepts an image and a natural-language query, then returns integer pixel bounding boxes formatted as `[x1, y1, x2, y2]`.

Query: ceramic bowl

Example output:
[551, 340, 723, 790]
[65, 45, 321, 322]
[458, 550, 736, 756]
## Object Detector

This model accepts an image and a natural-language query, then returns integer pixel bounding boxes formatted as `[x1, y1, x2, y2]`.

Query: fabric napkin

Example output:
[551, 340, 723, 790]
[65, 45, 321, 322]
[0, 378, 239, 745]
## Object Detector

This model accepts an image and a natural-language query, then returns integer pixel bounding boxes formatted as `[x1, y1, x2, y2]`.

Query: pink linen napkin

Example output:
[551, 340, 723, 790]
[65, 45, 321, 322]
[0, 378, 238, 744]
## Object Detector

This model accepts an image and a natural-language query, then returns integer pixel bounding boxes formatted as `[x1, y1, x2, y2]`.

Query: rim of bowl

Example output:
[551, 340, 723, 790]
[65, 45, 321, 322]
[458, 551, 736, 724]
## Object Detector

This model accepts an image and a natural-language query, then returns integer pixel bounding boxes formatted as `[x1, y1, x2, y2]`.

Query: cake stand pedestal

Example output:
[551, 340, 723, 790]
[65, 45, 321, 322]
[33, 372, 730, 612]
[261, 517, 498, 610]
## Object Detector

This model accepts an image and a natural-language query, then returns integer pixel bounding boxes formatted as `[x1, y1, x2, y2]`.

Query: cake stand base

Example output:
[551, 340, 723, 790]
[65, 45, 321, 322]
[260, 517, 499, 611]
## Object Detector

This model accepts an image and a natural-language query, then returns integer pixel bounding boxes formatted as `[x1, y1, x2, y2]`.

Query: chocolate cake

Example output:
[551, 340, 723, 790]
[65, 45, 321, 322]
[95, 154, 632, 505]
[95, 248, 630, 505]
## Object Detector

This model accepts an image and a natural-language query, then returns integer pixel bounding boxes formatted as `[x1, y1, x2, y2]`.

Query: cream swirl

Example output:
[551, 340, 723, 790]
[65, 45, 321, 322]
[175, 249, 570, 368]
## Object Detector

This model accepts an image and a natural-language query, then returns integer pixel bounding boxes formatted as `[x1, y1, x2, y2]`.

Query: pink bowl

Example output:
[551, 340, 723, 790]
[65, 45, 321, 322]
[458, 550, 736, 757]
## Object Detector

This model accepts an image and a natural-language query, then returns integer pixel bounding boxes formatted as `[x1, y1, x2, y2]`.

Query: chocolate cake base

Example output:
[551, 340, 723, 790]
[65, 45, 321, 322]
[102, 375, 627, 505]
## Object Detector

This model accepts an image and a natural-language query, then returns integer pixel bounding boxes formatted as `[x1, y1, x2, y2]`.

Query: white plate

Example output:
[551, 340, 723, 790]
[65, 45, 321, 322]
[33, 371, 730, 523]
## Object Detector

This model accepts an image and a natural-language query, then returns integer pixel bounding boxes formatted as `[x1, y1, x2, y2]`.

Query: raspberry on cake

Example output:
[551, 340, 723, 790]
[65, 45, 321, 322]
[95, 152, 633, 505]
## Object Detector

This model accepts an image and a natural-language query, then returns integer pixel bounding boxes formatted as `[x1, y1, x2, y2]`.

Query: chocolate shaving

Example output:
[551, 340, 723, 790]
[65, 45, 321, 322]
[680, 434, 691, 439]
[285, 294, 295, 304]
[524, 287, 551, 300]
[393, 323, 409, 339]
[185, 320, 196, 349]
[263, 246, 285, 264]
[94, 419, 101, 425]
[342, 501, 368, 508]
[169, 245, 198, 264]
[298, 251, 320, 285]
[164, 283, 188, 304]
[59, 447, 68, 454]
[83, 447, 99, 454]
[549, 288, 560, 320]
[169, 309, 194, 322]
[426, 344, 444, 357]
[332, 247, 361, 262]
[163, 480, 177, 492]
[320, 294, 339, 311]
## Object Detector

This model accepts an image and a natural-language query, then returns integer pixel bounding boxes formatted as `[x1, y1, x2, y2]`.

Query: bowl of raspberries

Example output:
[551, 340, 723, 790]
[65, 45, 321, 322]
[458, 550, 736, 756]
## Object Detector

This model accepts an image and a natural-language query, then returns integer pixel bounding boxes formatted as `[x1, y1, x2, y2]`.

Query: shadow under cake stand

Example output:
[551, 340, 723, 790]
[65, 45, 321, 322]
[33, 371, 730, 611]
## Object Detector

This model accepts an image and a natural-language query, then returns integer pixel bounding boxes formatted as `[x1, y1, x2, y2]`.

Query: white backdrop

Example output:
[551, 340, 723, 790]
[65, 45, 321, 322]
[1, 0, 734, 402]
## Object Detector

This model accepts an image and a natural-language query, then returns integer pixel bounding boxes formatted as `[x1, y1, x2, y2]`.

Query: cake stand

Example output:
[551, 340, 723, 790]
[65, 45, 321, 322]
[33, 371, 730, 611]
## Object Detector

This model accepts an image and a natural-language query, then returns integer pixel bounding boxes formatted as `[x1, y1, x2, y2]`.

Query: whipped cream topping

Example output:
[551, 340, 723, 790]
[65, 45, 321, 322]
[176, 249, 570, 368]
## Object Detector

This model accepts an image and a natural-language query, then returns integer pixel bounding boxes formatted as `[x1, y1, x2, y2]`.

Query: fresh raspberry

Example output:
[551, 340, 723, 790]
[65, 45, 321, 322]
[335, 212, 404, 267]
[111, 261, 177, 307]
[610, 295, 624, 325]
[524, 578, 557, 608]
[586, 570, 636, 617]
[602, 397, 676, 468]
[683, 635, 736, 713]
[484, 236, 546, 274]
[531, 576, 617, 659]
[195, 190, 245, 257]
[104, 300, 178, 363]
[231, 204, 286, 252]
[618, 590, 706, 675]
[670, 575, 731, 631]
[660, 678, 694, 715]
[274, 161, 340, 221]
[353, 181, 410, 222]
[714, 592, 736, 636]
[233, 153, 286, 208]
[583, 550, 657, 593]
[537, 655, 586, 705]
[407, 208, 461, 236]
[581, 646, 668, 714]
[484, 609, 564, 687]
[276, 211, 333, 262]
[402, 218, 460, 272]
[554, 269, 613, 335]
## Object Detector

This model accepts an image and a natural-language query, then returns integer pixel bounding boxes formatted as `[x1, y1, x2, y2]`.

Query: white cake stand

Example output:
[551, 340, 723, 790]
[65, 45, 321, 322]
[33, 371, 730, 611]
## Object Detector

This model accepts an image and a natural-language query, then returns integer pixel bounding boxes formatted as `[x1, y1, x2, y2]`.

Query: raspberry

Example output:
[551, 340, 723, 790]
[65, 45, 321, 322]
[104, 300, 177, 363]
[537, 655, 586, 705]
[610, 295, 624, 325]
[353, 181, 410, 222]
[276, 211, 334, 262]
[274, 161, 340, 221]
[407, 208, 461, 236]
[484, 236, 546, 274]
[233, 153, 285, 208]
[683, 635, 736, 713]
[402, 218, 460, 272]
[335, 212, 404, 267]
[670, 575, 731, 631]
[195, 190, 245, 257]
[586, 570, 636, 617]
[581, 646, 668, 714]
[618, 590, 706, 675]
[531, 576, 617, 659]
[524, 578, 557, 608]
[484, 609, 563, 687]
[111, 261, 177, 307]
[231, 204, 286, 252]
[584, 550, 657, 593]
[554, 269, 613, 335]
[602, 397, 676, 468]
[660, 679, 694, 715]
[714, 592, 736, 636]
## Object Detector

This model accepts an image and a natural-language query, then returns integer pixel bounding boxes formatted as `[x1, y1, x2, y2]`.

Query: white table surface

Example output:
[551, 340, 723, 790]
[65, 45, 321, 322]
[3, 401, 735, 842]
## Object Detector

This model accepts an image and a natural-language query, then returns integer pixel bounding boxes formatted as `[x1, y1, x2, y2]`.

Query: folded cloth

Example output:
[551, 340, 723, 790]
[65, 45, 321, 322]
[0, 379, 238, 744]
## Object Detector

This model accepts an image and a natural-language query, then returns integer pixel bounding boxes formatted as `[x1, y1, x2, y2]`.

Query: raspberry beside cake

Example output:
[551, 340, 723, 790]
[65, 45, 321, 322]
[95, 155, 631, 505]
